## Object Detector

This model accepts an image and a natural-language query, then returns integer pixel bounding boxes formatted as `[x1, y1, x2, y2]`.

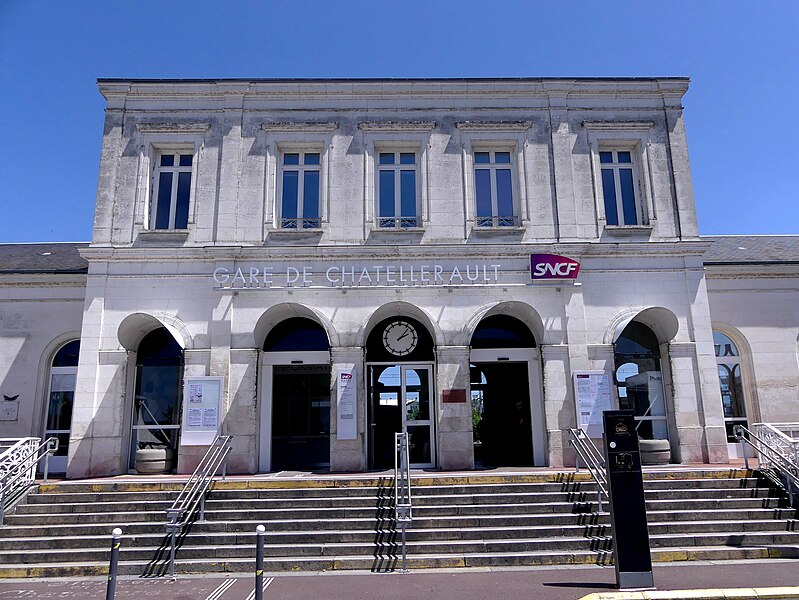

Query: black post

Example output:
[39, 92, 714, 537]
[255, 524, 265, 600]
[105, 528, 122, 600]
[602, 410, 654, 589]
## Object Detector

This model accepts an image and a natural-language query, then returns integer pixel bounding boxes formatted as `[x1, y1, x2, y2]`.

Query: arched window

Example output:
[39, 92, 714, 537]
[44, 340, 80, 472]
[470, 315, 536, 349]
[614, 322, 669, 440]
[714, 330, 747, 442]
[130, 328, 183, 472]
[263, 317, 329, 352]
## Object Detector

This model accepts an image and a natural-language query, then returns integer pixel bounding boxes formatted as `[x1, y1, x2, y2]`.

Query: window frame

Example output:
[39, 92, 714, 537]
[276, 149, 323, 230]
[456, 123, 530, 232]
[150, 150, 195, 231]
[598, 147, 643, 227]
[262, 122, 337, 235]
[471, 148, 519, 228]
[375, 149, 421, 229]
[133, 123, 208, 236]
[359, 121, 434, 234]
[584, 121, 655, 231]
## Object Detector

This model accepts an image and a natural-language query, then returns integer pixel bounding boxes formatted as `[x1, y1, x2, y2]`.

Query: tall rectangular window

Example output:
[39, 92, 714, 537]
[474, 151, 516, 227]
[280, 151, 321, 229]
[377, 151, 418, 228]
[152, 152, 193, 230]
[600, 150, 640, 226]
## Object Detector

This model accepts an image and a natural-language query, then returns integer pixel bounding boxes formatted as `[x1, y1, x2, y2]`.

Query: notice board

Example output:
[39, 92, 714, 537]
[573, 370, 613, 438]
[181, 376, 223, 445]
[336, 366, 357, 440]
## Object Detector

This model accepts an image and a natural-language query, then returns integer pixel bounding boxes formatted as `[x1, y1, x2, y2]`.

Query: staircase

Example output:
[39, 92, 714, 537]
[0, 469, 797, 577]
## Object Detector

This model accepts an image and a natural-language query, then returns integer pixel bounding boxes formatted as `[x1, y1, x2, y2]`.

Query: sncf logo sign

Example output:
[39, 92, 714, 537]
[530, 254, 581, 280]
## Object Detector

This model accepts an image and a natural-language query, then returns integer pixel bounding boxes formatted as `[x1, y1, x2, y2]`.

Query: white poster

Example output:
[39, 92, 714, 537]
[336, 366, 357, 440]
[573, 370, 613, 437]
[180, 376, 223, 445]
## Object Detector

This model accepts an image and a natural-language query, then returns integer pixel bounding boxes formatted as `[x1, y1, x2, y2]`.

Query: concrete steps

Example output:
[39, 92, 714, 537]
[0, 469, 796, 577]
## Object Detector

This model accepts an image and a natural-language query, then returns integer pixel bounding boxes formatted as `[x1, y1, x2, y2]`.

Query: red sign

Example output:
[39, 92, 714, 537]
[530, 254, 580, 280]
[442, 389, 467, 403]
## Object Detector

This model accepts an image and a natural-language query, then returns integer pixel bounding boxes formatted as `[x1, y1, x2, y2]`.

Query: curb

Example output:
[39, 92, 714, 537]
[579, 587, 799, 600]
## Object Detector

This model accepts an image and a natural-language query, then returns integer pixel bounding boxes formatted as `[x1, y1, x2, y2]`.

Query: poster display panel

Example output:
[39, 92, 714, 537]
[336, 366, 357, 440]
[573, 370, 613, 437]
[181, 376, 223, 445]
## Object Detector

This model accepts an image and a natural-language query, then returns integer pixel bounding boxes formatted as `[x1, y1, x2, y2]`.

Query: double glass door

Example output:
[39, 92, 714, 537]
[368, 364, 434, 469]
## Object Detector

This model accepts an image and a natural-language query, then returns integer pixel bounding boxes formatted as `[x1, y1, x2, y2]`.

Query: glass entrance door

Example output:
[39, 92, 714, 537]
[368, 364, 434, 469]
[45, 367, 76, 473]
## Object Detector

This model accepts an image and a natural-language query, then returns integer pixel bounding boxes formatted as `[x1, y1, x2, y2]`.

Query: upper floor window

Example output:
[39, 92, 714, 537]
[152, 152, 192, 230]
[377, 152, 418, 228]
[599, 149, 641, 226]
[280, 151, 321, 229]
[474, 151, 517, 227]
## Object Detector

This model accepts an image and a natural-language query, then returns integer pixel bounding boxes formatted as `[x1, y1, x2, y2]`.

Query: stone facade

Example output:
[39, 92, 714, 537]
[1, 78, 797, 478]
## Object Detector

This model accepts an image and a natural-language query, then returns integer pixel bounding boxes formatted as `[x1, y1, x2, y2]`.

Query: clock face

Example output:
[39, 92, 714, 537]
[382, 320, 418, 357]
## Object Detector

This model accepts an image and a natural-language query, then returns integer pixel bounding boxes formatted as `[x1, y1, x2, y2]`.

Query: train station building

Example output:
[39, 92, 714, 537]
[1, 77, 797, 479]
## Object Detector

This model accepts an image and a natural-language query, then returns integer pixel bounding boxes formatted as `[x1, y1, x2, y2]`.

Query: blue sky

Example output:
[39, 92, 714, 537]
[1, 0, 797, 242]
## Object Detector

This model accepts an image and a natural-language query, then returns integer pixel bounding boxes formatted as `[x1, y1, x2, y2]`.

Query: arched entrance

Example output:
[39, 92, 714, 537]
[44, 340, 80, 474]
[260, 317, 331, 472]
[366, 316, 435, 469]
[469, 315, 545, 467]
[128, 327, 183, 473]
[613, 321, 669, 441]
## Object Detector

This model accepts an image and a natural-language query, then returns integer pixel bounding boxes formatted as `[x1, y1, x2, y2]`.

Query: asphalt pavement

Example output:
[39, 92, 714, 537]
[2, 560, 799, 600]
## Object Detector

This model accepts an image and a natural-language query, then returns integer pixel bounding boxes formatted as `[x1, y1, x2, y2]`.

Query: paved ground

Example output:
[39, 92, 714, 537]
[1, 560, 799, 600]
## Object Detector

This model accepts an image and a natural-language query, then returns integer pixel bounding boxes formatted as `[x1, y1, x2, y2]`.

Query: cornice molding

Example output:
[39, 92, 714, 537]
[582, 120, 655, 131]
[358, 120, 436, 132]
[261, 121, 339, 133]
[456, 120, 533, 132]
[136, 122, 210, 134]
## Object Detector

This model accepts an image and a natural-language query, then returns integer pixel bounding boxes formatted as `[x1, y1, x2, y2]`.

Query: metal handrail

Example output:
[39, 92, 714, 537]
[164, 435, 232, 577]
[567, 428, 608, 511]
[0, 437, 59, 525]
[394, 432, 412, 572]
[734, 423, 799, 507]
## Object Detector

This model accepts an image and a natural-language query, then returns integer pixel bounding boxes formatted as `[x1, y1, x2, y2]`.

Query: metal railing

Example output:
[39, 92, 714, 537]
[164, 435, 232, 577]
[734, 423, 799, 507]
[567, 428, 608, 512]
[0, 437, 59, 525]
[394, 432, 412, 572]
[378, 216, 420, 229]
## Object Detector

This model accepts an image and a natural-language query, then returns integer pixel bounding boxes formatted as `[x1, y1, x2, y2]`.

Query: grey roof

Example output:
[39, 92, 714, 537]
[0, 243, 89, 274]
[702, 235, 799, 264]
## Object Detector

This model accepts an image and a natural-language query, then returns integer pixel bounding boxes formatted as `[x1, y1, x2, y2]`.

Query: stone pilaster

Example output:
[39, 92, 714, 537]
[668, 341, 728, 464]
[330, 347, 366, 472]
[435, 346, 473, 471]
[540, 344, 572, 467]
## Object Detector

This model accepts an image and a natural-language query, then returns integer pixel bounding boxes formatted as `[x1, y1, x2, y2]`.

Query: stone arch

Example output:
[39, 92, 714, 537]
[118, 312, 192, 351]
[461, 301, 545, 347]
[356, 301, 442, 348]
[253, 303, 337, 349]
[606, 306, 679, 346]
[712, 321, 762, 424]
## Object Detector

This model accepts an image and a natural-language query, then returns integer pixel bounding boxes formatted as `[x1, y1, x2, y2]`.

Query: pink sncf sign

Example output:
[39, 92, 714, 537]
[530, 254, 581, 280]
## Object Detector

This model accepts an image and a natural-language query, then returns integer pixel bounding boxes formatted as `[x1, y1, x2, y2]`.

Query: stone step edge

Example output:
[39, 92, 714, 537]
[2, 519, 794, 545]
[5, 533, 799, 562]
[35, 469, 755, 493]
[0, 545, 796, 578]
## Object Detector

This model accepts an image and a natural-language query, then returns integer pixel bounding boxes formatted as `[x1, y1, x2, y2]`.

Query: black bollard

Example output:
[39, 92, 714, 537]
[255, 524, 265, 600]
[105, 528, 122, 600]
